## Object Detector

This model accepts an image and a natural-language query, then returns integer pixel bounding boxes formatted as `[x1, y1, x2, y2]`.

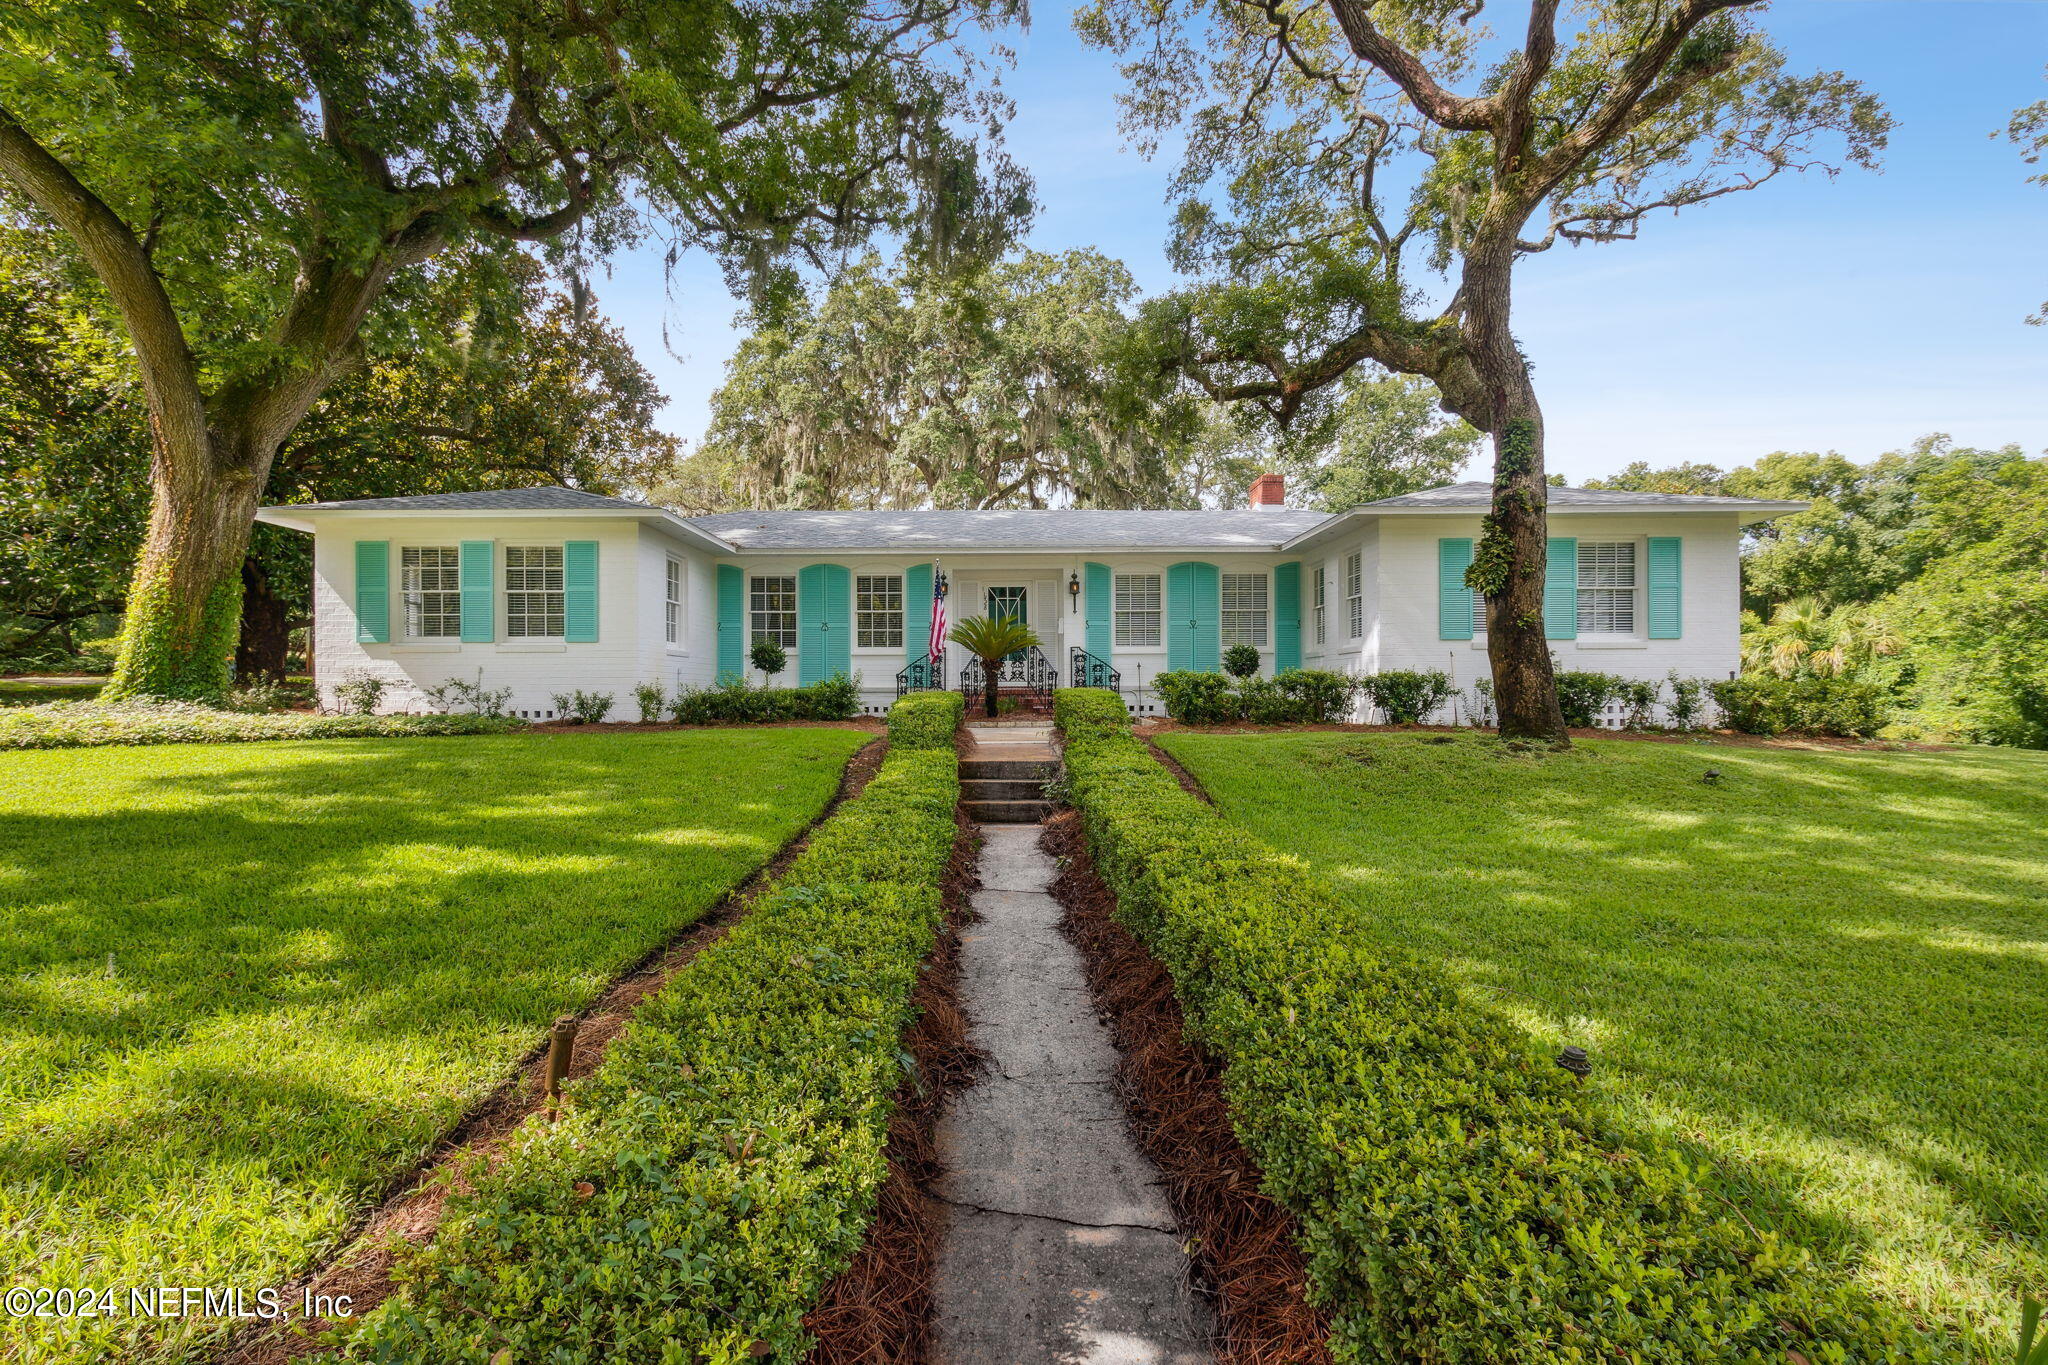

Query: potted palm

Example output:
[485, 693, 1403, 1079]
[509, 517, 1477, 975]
[948, 614, 1041, 718]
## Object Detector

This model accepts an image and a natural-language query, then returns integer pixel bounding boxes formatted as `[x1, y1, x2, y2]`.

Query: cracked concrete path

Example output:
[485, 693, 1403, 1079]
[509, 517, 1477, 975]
[934, 823, 1213, 1365]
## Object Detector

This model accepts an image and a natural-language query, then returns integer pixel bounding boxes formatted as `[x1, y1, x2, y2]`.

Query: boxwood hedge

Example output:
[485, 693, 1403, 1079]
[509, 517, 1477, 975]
[336, 694, 962, 1364]
[1051, 685, 1958, 1364]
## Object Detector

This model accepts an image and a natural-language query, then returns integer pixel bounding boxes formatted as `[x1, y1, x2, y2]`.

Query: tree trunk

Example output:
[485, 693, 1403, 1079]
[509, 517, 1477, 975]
[234, 555, 295, 682]
[982, 660, 998, 718]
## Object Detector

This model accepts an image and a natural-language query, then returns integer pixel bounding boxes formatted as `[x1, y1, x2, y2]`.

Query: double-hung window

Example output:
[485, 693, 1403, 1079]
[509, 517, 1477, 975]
[1114, 573, 1161, 647]
[401, 546, 460, 639]
[504, 545, 564, 638]
[1220, 572, 1269, 648]
[665, 558, 683, 645]
[857, 574, 904, 649]
[1578, 541, 1637, 634]
[1345, 552, 1363, 639]
[1312, 566, 1327, 645]
[750, 575, 798, 648]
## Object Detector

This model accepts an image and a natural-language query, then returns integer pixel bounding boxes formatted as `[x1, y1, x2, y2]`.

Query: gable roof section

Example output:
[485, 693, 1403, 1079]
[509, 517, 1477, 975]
[683, 507, 1332, 551]
[264, 486, 648, 514]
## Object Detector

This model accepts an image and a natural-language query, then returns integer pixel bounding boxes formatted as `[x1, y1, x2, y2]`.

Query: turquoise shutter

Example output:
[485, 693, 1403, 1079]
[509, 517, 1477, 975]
[716, 564, 744, 682]
[459, 540, 493, 643]
[563, 540, 598, 643]
[354, 541, 390, 644]
[1168, 561, 1220, 671]
[1084, 562, 1112, 660]
[1647, 537, 1682, 638]
[1192, 562, 1219, 671]
[798, 563, 850, 684]
[1544, 536, 1578, 640]
[1273, 562, 1301, 671]
[1438, 538, 1475, 640]
[904, 563, 933, 663]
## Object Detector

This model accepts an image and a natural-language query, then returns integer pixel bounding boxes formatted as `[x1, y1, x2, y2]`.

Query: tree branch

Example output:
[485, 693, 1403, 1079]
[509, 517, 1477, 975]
[1323, 0, 1495, 131]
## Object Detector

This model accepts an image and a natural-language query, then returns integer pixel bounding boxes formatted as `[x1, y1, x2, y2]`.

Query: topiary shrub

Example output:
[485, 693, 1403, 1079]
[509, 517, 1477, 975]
[749, 637, 788, 681]
[1222, 643, 1261, 678]
[1359, 669, 1455, 724]
[1152, 670, 1242, 724]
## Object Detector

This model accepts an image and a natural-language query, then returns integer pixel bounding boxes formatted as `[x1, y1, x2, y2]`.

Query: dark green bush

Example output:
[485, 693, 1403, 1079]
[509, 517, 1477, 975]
[1358, 668, 1455, 724]
[1152, 670, 1242, 723]
[669, 674, 861, 724]
[1712, 673, 1892, 737]
[1553, 668, 1627, 726]
[888, 690, 963, 750]
[339, 695, 960, 1363]
[1222, 643, 1261, 678]
[1055, 686, 1130, 743]
[0, 700, 521, 749]
[1050, 686, 1955, 1364]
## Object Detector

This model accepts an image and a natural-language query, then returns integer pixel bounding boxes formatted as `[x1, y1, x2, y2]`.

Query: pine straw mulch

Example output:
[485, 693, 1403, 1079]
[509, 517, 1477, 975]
[801, 807, 987, 1363]
[214, 736, 892, 1365]
[1041, 810, 1334, 1365]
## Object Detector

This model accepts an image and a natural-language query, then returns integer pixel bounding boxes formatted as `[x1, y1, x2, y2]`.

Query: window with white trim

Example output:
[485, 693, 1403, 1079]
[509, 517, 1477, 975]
[856, 574, 903, 649]
[1312, 566, 1327, 645]
[750, 575, 797, 648]
[504, 545, 564, 638]
[1578, 541, 1637, 634]
[401, 546, 460, 639]
[1345, 552, 1363, 639]
[665, 558, 683, 644]
[1472, 585, 1488, 632]
[1114, 573, 1161, 647]
[1220, 572, 1269, 648]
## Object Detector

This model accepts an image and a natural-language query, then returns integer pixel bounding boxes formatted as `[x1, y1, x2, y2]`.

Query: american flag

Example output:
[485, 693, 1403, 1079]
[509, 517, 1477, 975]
[927, 563, 949, 661]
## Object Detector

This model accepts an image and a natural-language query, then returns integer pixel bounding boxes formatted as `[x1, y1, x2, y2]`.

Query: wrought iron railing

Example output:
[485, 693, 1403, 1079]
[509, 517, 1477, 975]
[959, 644, 1056, 711]
[1069, 646, 1121, 693]
[895, 654, 947, 699]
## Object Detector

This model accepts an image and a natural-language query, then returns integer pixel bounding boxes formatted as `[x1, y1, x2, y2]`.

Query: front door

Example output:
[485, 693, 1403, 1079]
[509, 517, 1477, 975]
[986, 586, 1028, 660]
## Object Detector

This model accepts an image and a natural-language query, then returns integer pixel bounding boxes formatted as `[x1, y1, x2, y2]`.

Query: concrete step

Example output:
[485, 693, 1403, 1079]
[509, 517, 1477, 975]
[960, 759, 1057, 781]
[964, 799, 1052, 824]
[963, 777, 1047, 802]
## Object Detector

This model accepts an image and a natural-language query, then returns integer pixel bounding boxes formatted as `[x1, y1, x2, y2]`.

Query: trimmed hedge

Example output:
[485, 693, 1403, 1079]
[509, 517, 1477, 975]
[887, 689, 965, 750]
[1713, 673, 1892, 738]
[1153, 668, 1359, 724]
[669, 674, 860, 724]
[0, 699, 521, 749]
[1052, 686, 1957, 1364]
[337, 695, 961, 1364]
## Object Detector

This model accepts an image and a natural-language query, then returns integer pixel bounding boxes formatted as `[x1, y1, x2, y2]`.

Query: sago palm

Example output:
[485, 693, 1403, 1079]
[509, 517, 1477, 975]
[948, 614, 1041, 717]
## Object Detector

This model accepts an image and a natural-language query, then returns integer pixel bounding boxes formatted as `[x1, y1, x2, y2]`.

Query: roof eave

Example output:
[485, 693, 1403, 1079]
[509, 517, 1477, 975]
[253, 504, 739, 553]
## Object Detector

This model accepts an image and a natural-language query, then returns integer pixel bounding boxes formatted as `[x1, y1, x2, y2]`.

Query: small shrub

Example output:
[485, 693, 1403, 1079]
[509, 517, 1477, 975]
[1465, 677, 1497, 727]
[550, 689, 616, 725]
[1616, 677, 1661, 729]
[1221, 643, 1261, 678]
[331, 673, 387, 716]
[1359, 669, 1455, 725]
[1712, 673, 1891, 738]
[1274, 668, 1358, 723]
[749, 638, 788, 680]
[1153, 670, 1242, 724]
[222, 680, 312, 714]
[422, 671, 514, 718]
[1665, 671, 1710, 731]
[1552, 669, 1626, 727]
[1235, 676, 1292, 725]
[632, 681, 667, 723]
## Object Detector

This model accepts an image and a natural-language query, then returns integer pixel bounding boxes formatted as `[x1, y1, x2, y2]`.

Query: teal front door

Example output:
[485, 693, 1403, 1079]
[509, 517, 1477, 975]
[987, 586, 1028, 660]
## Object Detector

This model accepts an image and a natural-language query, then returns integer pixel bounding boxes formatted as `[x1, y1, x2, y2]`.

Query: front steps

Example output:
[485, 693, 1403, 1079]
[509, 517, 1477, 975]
[961, 721, 1058, 823]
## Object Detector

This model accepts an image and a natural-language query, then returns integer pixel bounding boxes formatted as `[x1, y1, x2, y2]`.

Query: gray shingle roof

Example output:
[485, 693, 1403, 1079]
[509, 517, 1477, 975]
[265, 486, 649, 513]
[682, 508, 1333, 551]
[1360, 481, 1800, 509]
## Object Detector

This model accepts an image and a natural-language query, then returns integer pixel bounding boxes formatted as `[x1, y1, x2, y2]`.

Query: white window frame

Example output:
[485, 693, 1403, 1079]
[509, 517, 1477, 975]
[1114, 572, 1162, 648]
[665, 557, 684, 646]
[750, 574, 798, 649]
[1345, 552, 1363, 640]
[1312, 565, 1327, 646]
[856, 573, 904, 650]
[1220, 572, 1269, 648]
[401, 545, 461, 640]
[1578, 540, 1639, 636]
[504, 545, 565, 639]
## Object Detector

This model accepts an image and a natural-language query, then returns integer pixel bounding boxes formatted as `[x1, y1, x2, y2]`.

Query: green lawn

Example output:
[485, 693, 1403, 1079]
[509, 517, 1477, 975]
[0, 679, 103, 706]
[0, 728, 866, 1363]
[1156, 731, 2048, 1348]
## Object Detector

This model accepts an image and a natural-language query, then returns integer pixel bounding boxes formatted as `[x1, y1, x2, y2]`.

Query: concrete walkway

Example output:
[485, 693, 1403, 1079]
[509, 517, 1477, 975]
[933, 820, 1213, 1365]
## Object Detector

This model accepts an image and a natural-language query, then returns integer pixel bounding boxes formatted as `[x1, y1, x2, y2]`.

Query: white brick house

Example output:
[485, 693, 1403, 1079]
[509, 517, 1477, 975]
[257, 479, 1804, 720]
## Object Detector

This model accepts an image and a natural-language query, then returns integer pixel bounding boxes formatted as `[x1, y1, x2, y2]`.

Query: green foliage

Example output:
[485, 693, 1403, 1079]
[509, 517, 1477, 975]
[331, 674, 388, 716]
[947, 613, 1041, 665]
[887, 690, 964, 750]
[1164, 731, 2047, 1351]
[1221, 643, 1261, 678]
[632, 680, 667, 723]
[99, 569, 241, 702]
[1055, 686, 1133, 743]
[0, 699, 520, 749]
[1153, 670, 1243, 723]
[1155, 669, 1360, 724]
[1053, 700, 1975, 1361]
[550, 689, 616, 725]
[0, 728, 863, 1362]
[1665, 671, 1710, 731]
[0, 678, 103, 707]
[337, 712, 958, 1363]
[750, 637, 789, 678]
[1358, 669, 1456, 725]
[1552, 669, 1627, 727]
[1712, 674, 1892, 737]
[420, 671, 515, 718]
[220, 679, 314, 714]
[669, 675, 860, 725]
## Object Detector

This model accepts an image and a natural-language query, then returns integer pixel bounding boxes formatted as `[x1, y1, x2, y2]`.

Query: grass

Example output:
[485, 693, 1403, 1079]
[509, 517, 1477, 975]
[0, 679, 103, 706]
[1155, 730, 2048, 1349]
[0, 727, 868, 1364]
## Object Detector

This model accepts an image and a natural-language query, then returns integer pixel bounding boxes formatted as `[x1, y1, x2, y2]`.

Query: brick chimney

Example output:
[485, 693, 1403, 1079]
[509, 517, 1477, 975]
[1248, 472, 1286, 509]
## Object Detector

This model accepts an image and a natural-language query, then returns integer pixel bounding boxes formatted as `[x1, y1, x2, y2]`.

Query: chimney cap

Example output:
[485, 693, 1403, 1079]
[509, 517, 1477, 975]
[1249, 472, 1286, 509]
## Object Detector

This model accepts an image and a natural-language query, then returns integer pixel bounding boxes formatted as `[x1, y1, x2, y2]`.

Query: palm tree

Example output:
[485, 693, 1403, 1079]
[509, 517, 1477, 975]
[948, 614, 1041, 718]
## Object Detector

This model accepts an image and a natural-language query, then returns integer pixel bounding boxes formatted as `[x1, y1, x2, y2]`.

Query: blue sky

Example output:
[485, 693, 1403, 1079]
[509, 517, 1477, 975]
[595, 2, 2048, 487]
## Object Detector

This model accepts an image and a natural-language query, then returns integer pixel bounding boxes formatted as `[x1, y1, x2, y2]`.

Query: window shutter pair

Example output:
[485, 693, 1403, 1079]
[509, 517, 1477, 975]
[797, 563, 852, 684]
[1166, 561, 1220, 672]
[1083, 561, 1112, 660]
[352, 538, 595, 645]
[1437, 534, 1681, 639]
